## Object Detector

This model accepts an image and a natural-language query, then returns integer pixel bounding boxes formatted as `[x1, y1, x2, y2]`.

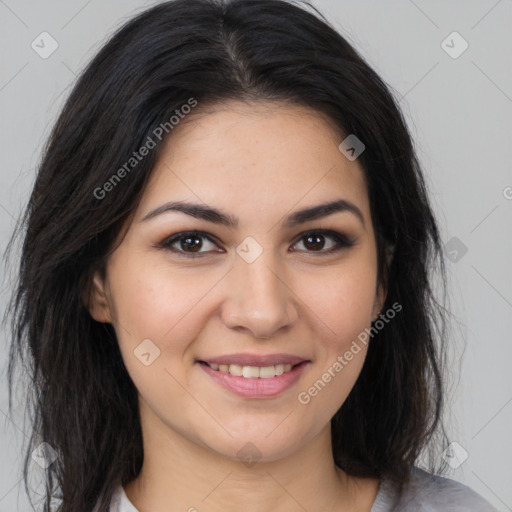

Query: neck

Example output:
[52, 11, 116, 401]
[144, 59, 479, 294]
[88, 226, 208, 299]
[123, 400, 378, 512]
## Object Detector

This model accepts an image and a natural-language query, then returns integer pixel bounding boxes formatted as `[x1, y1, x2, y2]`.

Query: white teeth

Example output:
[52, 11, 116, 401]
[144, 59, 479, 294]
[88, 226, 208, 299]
[229, 364, 243, 377]
[207, 362, 296, 378]
[258, 366, 276, 378]
[242, 366, 260, 378]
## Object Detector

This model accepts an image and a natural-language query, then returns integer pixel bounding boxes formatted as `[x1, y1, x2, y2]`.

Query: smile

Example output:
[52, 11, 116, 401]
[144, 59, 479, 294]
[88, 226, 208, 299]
[198, 360, 310, 398]
[202, 361, 296, 378]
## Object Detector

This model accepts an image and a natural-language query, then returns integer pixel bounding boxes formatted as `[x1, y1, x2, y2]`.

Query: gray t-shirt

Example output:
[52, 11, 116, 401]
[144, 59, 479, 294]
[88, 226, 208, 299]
[107, 466, 500, 511]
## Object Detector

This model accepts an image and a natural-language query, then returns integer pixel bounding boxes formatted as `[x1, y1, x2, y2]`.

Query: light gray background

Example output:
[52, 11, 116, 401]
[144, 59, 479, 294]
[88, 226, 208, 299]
[1, 1, 511, 511]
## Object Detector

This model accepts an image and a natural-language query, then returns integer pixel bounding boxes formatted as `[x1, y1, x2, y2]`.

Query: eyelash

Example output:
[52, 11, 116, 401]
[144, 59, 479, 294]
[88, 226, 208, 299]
[157, 230, 356, 258]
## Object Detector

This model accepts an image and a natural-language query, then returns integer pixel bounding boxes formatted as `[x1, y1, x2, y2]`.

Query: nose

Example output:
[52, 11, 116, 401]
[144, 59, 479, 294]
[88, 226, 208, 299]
[220, 250, 299, 339]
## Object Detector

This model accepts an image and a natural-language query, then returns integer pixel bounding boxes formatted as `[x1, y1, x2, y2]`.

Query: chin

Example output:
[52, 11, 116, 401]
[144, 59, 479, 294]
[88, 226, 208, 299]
[196, 428, 303, 466]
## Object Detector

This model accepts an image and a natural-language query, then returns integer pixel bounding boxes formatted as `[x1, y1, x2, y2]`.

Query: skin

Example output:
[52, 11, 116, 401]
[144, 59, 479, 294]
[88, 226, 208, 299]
[88, 100, 388, 512]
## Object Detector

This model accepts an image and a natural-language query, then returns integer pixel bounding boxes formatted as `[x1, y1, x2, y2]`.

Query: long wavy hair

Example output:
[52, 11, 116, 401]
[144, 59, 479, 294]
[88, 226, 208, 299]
[4, 0, 452, 511]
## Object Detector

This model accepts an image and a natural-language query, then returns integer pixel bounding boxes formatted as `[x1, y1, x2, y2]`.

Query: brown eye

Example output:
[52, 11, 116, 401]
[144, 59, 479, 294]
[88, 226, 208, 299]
[179, 235, 203, 252]
[292, 230, 355, 253]
[159, 231, 221, 257]
[303, 234, 327, 251]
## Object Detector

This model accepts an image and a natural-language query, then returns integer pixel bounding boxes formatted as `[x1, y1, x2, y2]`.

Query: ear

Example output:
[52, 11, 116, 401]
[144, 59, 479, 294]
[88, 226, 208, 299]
[372, 243, 395, 321]
[84, 270, 113, 323]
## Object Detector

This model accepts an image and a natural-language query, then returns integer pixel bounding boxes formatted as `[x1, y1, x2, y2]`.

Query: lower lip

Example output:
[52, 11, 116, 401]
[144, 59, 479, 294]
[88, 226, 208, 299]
[198, 361, 310, 398]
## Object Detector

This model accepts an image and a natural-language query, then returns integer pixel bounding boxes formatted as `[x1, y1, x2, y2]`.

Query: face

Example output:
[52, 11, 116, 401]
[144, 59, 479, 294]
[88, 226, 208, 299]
[88, 100, 386, 463]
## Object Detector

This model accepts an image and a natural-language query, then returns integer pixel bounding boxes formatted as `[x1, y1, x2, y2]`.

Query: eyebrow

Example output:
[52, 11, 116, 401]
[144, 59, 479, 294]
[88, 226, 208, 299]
[140, 198, 365, 228]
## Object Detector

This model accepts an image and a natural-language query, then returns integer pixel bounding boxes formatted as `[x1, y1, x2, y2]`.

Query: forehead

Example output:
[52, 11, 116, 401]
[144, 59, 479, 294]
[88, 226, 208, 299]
[136, 100, 370, 225]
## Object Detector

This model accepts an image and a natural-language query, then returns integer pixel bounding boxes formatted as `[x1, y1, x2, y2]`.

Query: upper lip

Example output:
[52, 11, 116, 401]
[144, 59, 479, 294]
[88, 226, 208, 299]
[199, 353, 309, 367]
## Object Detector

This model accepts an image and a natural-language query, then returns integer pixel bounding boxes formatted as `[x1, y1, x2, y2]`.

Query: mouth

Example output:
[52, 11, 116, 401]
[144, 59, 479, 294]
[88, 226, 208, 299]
[197, 358, 310, 398]
[198, 360, 304, 378]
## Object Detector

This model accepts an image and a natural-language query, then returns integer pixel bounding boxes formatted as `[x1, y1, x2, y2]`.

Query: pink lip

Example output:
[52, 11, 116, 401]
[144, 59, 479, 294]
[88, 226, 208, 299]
[198, 360, 310, 398]
[199, 353, 307, 367]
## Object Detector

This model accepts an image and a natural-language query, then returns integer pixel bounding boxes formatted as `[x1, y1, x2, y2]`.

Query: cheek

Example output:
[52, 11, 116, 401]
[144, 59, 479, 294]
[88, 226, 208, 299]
[293, 253, 377, 406]
[299, 258, 378, 345]
[104, 260, 206, 392]
[107, 260, 218, 407]
[108, 254, 220, 338]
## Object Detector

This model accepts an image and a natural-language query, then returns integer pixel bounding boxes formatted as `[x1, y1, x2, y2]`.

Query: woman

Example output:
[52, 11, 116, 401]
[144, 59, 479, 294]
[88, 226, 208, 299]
[5, 0, 500, 511]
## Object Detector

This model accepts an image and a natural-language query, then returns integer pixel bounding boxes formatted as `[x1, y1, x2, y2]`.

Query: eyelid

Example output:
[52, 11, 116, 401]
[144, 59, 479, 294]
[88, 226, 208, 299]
[157, 231, 223, 256]
[157, 229, 356, 257]
[291, 229, 356, 253]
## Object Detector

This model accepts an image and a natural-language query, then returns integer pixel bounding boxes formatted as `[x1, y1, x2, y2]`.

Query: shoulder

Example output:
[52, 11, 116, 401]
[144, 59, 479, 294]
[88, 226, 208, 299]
[372, 466, 500, 512]
[92, 484, 139, 512]
[111, 485, 139, 512]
